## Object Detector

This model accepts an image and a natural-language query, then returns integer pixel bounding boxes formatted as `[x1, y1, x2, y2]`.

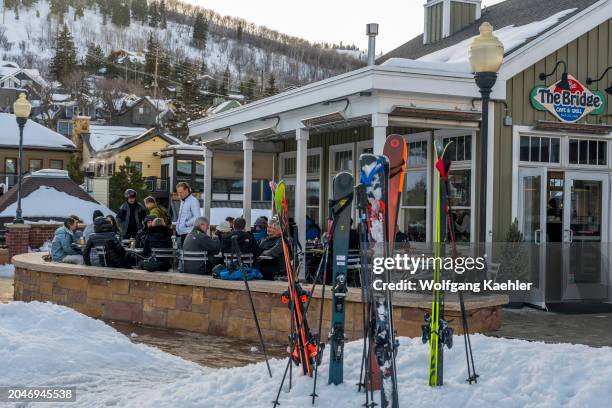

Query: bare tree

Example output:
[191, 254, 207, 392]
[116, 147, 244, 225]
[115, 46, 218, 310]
[95, 78, 146, 125]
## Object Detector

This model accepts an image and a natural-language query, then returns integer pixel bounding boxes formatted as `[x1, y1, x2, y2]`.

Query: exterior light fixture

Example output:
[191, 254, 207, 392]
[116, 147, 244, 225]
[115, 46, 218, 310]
[539, 61, 570, 91]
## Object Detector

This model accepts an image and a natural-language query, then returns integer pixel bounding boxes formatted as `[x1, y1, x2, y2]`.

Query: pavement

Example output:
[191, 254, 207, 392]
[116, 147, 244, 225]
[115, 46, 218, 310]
[486, 307, 612, 348]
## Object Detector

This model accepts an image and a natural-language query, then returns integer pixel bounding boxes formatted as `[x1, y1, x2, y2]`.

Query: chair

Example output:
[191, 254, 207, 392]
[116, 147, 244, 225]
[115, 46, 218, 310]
[151, 248, 176, 261]
[223, 252, 254, 268]
[94, 245, 107, 267]
[180, 250, 209, 273]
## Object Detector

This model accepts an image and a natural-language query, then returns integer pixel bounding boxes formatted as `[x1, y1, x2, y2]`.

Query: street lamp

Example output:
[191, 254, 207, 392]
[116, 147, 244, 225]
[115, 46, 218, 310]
[12, 93, 32, 224]
[468, 22, 504, 246]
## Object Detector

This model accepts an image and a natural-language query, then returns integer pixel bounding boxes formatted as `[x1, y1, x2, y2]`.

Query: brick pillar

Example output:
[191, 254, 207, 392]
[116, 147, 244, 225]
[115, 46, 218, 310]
[6, 223, 32, 262]
[28, 223, 61, 249]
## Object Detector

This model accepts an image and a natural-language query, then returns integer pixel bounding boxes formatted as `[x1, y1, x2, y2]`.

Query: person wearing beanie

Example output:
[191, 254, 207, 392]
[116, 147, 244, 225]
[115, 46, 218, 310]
[116, 189, 147, 239]
[83, 209, 105, 242]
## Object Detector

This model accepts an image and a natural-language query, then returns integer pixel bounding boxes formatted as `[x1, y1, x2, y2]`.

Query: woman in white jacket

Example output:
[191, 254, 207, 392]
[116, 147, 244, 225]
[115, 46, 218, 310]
[175, 182, 201, 245]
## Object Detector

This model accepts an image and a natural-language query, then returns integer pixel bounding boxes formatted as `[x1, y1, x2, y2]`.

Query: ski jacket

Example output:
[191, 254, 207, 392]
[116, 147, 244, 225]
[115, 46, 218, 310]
[116, 201, 147, 239]
[142, 225, 174, 259]
[182, 227, 220, 274]
[221, 230, 260, 256]
[176, 194, 200, 236]
[148, 205, 169, 225]
[51, 226, 79, 262]
[83, 218, 129, 268]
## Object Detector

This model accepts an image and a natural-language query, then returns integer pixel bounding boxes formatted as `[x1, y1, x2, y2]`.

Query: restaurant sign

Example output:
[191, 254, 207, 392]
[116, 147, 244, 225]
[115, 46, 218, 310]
[530, 74, 606, 123]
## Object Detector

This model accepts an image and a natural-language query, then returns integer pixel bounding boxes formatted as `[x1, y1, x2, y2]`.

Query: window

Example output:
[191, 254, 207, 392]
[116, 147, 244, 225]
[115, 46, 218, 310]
[176, 160, 192, 187]
[443, 135, 472, 162]
[96, 162, 105, 176]
[307, 154, 320, 175]
[402, 140, 428, 242]
[5, 158, 16, 174]
[283, 157, 296, 176]
[139, 107, 145, 115]
[29, 159, 43, 173]
[448, 169, 471, 242]
[49, 159, 63, 170]
[130, 161, 142, 175]
[195, 160, 204, 192]
[568, 139, 606, 166]
[520, 136, 560, 163]
[333, 150, 352, 172]
[56, 120, 72, 137]
[280, 149, 323, 225]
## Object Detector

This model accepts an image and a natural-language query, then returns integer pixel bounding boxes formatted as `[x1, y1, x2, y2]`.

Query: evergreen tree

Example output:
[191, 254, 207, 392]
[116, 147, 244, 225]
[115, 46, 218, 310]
[219, 67, 230, 96]
[74, 3, 84, 20]
[239, 80, 246, 97]
[144, 33, 158, 86]
[131, 0, 148, 23]
[159, 0, 167, 29]
[148, 1, 160, 28]
[50, 0, 69, 23]
[109, 157, 150, 211]
[192, 12, 208, 49]
[67, 153, 84, 185]
[246, 77, 256, 100]
[50, 24, 78, 84]
[237, 23, 243, 42]
[85, 43, 105, 73]
[111, 0, 130, 27]
[265, 73, 278, 97]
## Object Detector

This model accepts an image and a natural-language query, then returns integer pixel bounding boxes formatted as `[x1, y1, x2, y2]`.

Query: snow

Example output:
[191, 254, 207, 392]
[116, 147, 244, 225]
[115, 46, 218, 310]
[381, 58, 472, 74]
[30, 168, 71, 178]
[0, 264, 14, 278]
[0, 185, 114, 221]
[1, 301, 612, 407]
[209, 207, 272, 226]
[418, 9, 578, 65]
[87, 125, 149, 153]
[207, 100, 241, 115]
[0, 113, 76, 149]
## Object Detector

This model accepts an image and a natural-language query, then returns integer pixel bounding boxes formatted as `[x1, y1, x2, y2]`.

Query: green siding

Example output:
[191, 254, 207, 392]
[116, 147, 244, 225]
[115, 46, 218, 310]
[427, 3, 443, 44]
[450, 2, 476, 34]
[492, 19, 612, 240]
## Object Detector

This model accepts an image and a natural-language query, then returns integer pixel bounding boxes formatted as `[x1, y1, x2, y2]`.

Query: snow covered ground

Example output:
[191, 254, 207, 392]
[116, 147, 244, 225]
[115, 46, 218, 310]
[1, 302, 611, 407]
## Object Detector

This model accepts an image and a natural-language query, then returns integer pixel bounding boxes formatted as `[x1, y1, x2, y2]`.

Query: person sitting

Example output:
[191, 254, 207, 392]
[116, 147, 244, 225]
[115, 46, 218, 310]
[136, 214, 157, 248]
[106, 214, 120, 237]
[182, 217, 220, 275]
[51, 217, 83, 264]
[225, 216, 235, 230]
[141, 218, 174, 272]
[252, 216, 268, 243]
[83, 217, 132, 268]
[221, 217, 260, 258]
[305, 215, 321, 241]
[83, 210, 104, 242]
[144, 196, 169, 225]
[116, 189, 147, 240]
[395, 226, 409, 243]
[254, 217, 284, 280]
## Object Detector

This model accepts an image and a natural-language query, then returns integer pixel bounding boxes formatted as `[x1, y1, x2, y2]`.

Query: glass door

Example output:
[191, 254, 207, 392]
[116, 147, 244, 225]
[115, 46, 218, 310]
[518, 167, 547, 306]
[562, 172, 609, 301]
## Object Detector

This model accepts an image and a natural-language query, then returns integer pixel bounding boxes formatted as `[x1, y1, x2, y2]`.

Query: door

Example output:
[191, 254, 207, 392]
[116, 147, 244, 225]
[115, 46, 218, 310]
[562, 172, 609, 301]
[518, 167, 547, 306]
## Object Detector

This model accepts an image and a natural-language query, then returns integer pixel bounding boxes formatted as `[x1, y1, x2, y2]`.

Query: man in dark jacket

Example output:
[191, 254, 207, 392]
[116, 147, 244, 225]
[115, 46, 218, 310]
[220, 217, 260, 256]
[183, 217, 220, 274]
[116, 189, 147, 239]
[254, 217, 284, 280]
[83, 217, 133, 268]
[141, 218, 174, 271]
[136, 214, 157, 248]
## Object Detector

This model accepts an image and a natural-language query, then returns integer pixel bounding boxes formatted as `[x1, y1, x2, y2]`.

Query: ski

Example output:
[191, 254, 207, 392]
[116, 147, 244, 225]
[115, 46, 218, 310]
[359, 152, 398, 408]
[328, 171, 354, 386]
[437, 142, 479, 385]
[423, 141, 454, 387]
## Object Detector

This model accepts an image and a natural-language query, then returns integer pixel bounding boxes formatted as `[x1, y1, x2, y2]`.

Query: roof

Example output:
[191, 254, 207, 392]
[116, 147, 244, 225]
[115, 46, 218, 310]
[0, 113, 76, 150]
[206, 99, 241, 115]
[84, 125, 182, 156]
[0, 169, 114, 223]
[378, 0, 599, 64]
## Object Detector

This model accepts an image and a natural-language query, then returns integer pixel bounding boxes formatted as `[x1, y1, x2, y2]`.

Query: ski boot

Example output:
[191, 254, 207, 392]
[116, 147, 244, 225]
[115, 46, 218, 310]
[422, 313, 431, 344]
[438, 318, 454, 349]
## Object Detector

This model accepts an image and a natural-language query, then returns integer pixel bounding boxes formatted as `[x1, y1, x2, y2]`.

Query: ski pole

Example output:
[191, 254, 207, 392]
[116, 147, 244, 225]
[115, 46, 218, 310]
[231, 236, 272, 378]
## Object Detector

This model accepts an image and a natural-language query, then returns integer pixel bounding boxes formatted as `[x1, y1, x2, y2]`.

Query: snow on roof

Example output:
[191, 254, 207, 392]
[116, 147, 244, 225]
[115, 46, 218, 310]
[381, 58, 472, 74]
[51, 93, 71, 102]
[116, 50, 146, 65]
[112, 94, 140, 111]
[0, 113, 76, 149]
[418, 9, 577, 65]
[0, 185, 113, 220]
[0, 66, 20, 78]
[207, 100, 241, 115]
[87, 125, 149, 153]
[30, 169, 70, 179]
[144, 97, 170, 112]
[0, 60, 19, 68]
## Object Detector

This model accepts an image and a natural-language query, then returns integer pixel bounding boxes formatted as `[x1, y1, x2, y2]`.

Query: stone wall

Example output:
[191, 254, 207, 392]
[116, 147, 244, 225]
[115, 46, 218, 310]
[13, 253, 507, 344]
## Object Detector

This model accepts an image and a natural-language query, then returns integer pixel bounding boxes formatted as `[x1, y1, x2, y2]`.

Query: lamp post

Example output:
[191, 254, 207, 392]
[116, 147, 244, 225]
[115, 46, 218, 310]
[468, 22, 504, 247]
[12, 93, 32, 224]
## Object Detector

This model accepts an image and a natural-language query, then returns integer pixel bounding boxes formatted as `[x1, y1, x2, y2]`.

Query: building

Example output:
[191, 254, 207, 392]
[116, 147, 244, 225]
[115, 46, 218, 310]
[73, 117, 183, 206]
[113, 96, 175, 128]
[188, 0, 612, 307]
[0, 169, 113, 225]
[0, 113, 76, 194]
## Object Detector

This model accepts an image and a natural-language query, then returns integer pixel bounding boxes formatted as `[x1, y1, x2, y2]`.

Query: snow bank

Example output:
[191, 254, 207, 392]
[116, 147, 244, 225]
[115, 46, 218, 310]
[1, 302, 611, 407]
[0, 264, 14, 278]
[418, 9, 577, 65]
[0, 186, 114, 221]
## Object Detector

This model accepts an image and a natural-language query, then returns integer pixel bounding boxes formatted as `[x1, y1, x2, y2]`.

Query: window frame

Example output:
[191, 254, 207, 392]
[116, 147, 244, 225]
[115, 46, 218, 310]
[49, 159, 63, 170]
[279, 147, 323, 225]
[28, 158, 43, 173]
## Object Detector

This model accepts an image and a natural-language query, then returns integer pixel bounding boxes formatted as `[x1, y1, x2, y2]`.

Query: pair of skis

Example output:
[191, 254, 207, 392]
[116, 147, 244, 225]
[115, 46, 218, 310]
[357, 134, 406, 408]
[423, 141, 479, 386]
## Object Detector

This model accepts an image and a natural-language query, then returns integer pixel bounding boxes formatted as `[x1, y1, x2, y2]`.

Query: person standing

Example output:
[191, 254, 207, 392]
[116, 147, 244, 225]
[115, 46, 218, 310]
[144, 196, 169, 225]
[175, 182, 200, 245]
[116, 189, 147, 240]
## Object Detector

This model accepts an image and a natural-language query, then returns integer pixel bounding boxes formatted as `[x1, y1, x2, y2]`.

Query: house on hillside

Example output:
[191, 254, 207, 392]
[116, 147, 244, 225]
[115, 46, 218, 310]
[188, 0, 612, 307]
[113, 96, 175, 127]
[0, 169, 113, 226]
[0, 62, 48, 101]
[0, 113, 76, 194]
[72, 118, 183, 207]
